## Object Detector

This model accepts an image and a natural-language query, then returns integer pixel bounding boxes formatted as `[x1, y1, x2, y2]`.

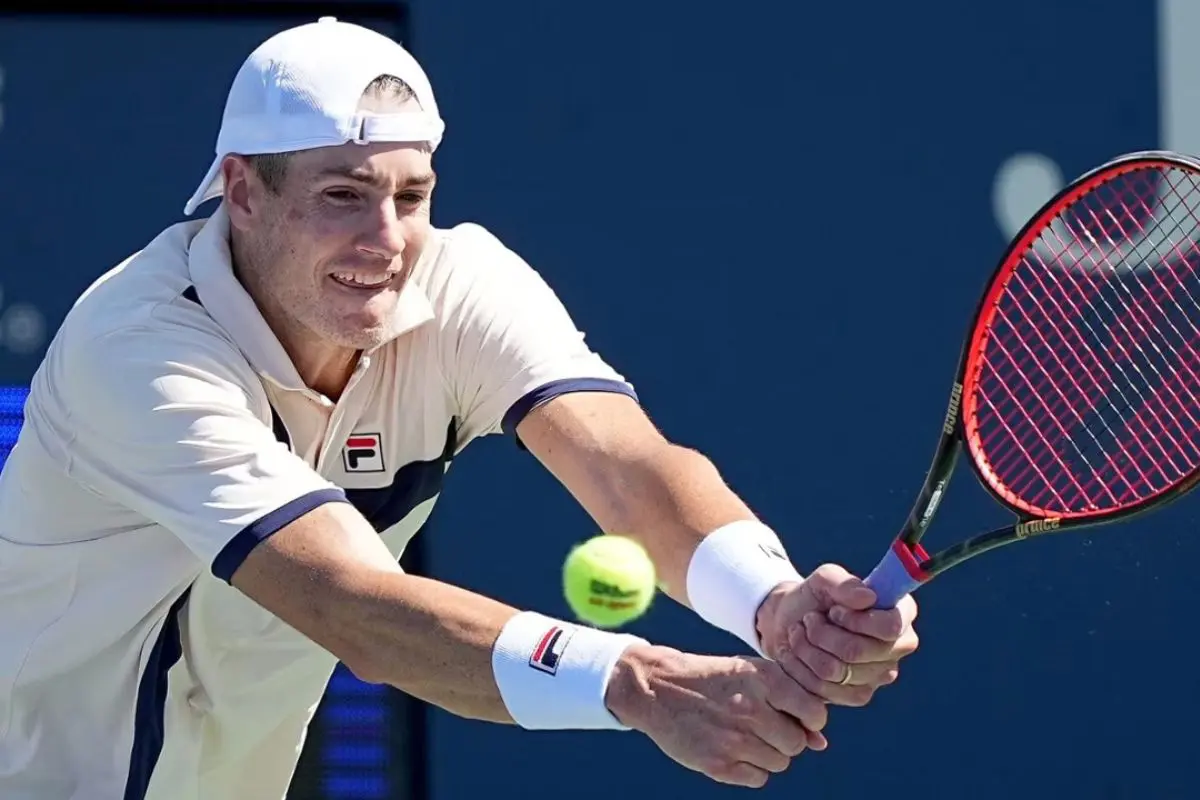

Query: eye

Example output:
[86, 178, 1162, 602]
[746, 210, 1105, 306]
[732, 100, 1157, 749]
[397, 192, 427, 206]
[323, 188, 361, 203]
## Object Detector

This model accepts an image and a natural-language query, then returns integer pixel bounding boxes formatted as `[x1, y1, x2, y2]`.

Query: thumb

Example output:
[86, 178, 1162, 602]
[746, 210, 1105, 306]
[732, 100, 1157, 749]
[825, 573, 876, 610]
[810, 564, 877, 609]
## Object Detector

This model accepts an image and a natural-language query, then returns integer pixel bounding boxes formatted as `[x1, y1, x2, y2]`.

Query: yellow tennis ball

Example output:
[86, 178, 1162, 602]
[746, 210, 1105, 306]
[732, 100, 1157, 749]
[563, 535, 657, 628]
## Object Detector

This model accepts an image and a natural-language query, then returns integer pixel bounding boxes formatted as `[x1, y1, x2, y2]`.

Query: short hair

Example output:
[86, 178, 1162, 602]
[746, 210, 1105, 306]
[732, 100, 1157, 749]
[246, 74, 417, 193]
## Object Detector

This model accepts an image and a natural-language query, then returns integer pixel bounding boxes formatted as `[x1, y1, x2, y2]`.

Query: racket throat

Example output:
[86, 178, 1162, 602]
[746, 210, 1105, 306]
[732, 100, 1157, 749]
[890, 539, 931, 578]
[915, 479, 949, 534]
[863, 540, 931, 610]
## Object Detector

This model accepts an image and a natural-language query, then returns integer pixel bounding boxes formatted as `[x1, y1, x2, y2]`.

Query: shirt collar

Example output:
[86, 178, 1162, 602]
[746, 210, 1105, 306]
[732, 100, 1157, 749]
[186, 204, 435, 390]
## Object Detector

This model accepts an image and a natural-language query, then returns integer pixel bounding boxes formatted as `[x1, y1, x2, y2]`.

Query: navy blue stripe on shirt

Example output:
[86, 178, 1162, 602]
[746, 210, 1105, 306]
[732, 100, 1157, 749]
[123, 588, 191, 800]
[270, 406, 291, 450]
[180, 285, 202, 306]
[500, 378, 639, 435]
[211, 488, 348, 583]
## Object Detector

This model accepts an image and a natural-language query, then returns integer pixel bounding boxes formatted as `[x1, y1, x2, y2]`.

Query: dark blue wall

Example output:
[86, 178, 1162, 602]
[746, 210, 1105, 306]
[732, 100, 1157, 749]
[1, 3, 1197, 798]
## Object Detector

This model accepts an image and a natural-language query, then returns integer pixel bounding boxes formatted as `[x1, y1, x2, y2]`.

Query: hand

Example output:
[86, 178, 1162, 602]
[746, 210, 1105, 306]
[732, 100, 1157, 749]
[605, 644, 828, 789]
[755, 564, 919, 707]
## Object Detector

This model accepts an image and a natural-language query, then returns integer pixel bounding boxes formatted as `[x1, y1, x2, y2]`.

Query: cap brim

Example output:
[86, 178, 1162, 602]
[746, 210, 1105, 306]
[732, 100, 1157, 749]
[183, 156, 224, 216]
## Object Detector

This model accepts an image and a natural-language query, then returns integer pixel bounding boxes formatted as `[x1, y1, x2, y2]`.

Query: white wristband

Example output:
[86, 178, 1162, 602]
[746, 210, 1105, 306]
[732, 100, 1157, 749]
[491, 611, 647, 730]
[685, 520, 804, 656]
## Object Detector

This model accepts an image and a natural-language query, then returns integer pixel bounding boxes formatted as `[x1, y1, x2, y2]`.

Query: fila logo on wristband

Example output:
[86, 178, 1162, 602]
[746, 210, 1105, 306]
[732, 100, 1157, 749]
[529, 625, 575, 675]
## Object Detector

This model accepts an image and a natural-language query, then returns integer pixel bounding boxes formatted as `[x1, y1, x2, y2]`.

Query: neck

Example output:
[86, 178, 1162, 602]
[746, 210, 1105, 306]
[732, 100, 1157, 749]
[258, 299, 359, 401]
[286, 337, 359, 402]
[230, 241, 358, 402]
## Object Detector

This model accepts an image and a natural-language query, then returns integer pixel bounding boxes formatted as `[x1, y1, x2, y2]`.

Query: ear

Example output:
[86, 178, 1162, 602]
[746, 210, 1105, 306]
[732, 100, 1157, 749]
[221, 155, 259, 230]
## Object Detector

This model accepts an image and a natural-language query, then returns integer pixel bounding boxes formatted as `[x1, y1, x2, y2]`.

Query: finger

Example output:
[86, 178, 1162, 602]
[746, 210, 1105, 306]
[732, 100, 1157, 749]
[769, 627, 877, 706]
[827, 608, 920, 662]
[735, 731, 793, 774]
[753, 705, 814, 757]
[761, 662, 829, 733]
[776, 651, 878, 706]
[809, 564, 877, 610]
[802, 657, 900, 689]
[851, 661, 900, 687]
[805, 728, 829, 751]
[829, 594, 919, 642]
[713, 762, 771, 789]
[804, 611, 899, 664]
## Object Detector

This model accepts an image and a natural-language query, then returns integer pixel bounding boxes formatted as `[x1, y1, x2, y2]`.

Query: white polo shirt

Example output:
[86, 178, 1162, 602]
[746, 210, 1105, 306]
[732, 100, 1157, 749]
[0, 206, 635, 800]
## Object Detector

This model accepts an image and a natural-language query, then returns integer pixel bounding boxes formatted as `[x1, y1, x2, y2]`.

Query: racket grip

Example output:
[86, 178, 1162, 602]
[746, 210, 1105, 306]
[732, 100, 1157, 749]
[864, 544, 924, 610]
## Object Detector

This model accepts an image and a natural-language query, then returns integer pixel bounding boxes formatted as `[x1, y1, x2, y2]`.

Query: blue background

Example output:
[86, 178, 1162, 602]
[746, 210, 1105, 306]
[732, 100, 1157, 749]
[1, 2, 1197, 798]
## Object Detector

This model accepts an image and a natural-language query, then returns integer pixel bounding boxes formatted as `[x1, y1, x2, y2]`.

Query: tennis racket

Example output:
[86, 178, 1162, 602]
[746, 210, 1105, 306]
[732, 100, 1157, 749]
[866, 150, 1200, 610]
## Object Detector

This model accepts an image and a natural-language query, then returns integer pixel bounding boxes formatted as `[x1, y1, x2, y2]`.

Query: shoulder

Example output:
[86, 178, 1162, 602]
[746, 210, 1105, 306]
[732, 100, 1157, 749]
[413, 222, 565, 319]
[38, 220, 262, 417]
[433, 221, 518, 262]
[62, 219, 208, 335]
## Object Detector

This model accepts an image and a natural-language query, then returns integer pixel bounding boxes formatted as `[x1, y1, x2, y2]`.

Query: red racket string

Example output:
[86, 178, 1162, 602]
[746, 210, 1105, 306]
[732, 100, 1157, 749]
[985, 182, 1200, 496]
[967, 165, 1200, 515]
[977, 172, 1180, 471]
[988, 224, 1200, 506]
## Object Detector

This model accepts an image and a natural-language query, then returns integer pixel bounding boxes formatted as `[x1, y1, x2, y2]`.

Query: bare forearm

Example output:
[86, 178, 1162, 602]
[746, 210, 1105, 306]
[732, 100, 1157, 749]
[232, 504, 522, 723]
[572, 443, 758, 603]
[519, 393, 807, 658]
[326, 572, 520, 722]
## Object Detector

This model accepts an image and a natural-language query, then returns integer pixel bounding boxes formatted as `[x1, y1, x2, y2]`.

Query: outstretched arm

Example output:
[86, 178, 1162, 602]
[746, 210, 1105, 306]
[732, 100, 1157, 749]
[232, 500, 523, 721]
[514, 390, 761, 602]
[515, 391, 920, 706]
[229, 496, 832, 790]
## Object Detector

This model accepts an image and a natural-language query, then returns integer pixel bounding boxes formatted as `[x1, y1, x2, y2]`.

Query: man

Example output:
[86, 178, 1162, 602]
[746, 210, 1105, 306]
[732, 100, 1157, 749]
[0, 17, 918, 799]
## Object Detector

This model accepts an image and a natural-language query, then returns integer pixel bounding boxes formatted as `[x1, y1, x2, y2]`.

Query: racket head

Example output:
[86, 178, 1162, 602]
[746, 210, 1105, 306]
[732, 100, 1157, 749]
[955, 150, 1200, 526]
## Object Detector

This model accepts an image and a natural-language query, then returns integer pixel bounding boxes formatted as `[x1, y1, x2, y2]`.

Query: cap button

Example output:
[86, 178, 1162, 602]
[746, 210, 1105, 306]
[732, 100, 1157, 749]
[318, 16, 338, 23]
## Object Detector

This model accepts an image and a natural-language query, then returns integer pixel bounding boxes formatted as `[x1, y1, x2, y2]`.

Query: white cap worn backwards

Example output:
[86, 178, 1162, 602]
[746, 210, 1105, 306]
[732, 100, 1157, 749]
[183, 17, 445, 216]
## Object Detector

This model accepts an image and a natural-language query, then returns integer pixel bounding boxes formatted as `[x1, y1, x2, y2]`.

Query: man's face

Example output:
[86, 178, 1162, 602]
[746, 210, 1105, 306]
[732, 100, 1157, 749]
[226, 134, 435, 353]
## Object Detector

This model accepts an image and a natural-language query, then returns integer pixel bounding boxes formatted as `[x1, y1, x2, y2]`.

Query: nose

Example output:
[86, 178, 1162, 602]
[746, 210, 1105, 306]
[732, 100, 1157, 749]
[356, 202, 406, 261]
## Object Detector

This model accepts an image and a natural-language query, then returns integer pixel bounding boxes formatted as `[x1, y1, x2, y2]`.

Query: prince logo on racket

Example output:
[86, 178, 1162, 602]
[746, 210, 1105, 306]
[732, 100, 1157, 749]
[942, 382, 963, 435]
[1015, 518, 1061, 539]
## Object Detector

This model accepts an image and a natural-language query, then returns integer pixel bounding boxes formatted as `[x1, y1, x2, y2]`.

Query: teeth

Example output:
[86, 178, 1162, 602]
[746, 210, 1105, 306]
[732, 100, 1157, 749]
[333, 272, 392, 288]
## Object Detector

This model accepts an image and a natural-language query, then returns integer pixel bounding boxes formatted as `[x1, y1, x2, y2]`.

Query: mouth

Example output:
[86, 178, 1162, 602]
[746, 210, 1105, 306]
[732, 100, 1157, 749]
[328, 271, 399, 291]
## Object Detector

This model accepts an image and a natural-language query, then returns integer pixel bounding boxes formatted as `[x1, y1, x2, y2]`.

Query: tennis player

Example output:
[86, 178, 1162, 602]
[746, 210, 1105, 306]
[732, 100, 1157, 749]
[0, 18, 918, 799]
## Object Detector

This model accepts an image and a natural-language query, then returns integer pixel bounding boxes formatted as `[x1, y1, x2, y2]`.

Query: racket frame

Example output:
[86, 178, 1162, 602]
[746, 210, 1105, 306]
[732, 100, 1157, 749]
[883, 149, 1200, 588]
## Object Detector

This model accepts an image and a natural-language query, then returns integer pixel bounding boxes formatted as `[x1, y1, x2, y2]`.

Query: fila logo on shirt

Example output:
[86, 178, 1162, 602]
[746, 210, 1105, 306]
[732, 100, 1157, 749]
[342, 433, 385, 473]
[529, 625, 575, 675]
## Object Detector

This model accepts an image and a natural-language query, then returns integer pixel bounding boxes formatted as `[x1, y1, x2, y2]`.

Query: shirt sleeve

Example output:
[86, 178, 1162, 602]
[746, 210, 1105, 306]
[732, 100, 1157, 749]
[52, 320, 347, 582]
[435, 223, 638, 443]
